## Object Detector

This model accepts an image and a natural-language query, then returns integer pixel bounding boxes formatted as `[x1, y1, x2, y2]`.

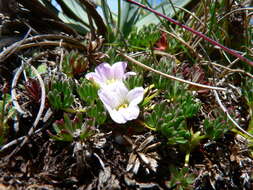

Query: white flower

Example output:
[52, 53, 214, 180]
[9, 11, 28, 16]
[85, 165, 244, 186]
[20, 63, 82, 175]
[98, 82, 144, 124]
[85, 62, 135, 88]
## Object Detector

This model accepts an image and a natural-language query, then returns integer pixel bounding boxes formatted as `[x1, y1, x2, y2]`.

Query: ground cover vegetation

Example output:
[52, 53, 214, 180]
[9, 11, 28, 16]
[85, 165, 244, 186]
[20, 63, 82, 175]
[0, 0, 253, 189]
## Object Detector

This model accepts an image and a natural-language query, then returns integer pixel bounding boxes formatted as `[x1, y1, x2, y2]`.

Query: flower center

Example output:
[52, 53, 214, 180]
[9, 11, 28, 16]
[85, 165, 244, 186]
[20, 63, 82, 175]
[116, 101, 129, 110]
[106, 79, 117, 85]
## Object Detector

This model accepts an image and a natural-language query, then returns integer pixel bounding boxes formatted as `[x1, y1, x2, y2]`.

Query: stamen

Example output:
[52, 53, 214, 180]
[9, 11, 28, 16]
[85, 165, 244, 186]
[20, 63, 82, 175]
[116, 102, 129, 110]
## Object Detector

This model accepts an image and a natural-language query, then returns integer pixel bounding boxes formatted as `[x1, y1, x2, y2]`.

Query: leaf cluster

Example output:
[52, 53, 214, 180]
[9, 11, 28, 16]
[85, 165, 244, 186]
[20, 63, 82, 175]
[242, 78, 253, 108]
[77, 79, 98, 104]
[86, 100, 107, 125]
[149, 57, 180, 92]
[62, 51, 88, 78]
[128, 24, 160, 49]
[203, 115, 230, 140]
[77, 79, 107, 125]
[52, 114, 93, 142]
[166, 167, 195, 190]
[48, 79, 74, 110]
[125, 74, 144, 90]
[0, 93, 15, 144]
[144, 94, 200, 145]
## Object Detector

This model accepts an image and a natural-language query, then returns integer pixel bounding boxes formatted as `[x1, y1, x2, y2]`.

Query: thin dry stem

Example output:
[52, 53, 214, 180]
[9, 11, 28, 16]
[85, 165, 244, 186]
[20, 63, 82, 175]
[29, 63, 46, 127]
[0, 34, 86, 62]
[6, 61, 46, 159]
[19, 41, 86, 51]
[218, 7, 253, 23]
[161, 29, 202, 59]
[0, 128, 43, 152]
[173, 5, 204, 26]
[119, 52, 226, 91]
[11, 63, 27, 115]
[213, 90, 253, 139]
[0, 28, 31, 62]
[206, 61, 253, 79]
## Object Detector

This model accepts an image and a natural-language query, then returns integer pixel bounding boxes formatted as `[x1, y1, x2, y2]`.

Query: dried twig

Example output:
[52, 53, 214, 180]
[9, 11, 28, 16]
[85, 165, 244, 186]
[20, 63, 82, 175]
[119, 52, 226, 91]
[0, 128, 43, 152]
[15, 34, 84, 46]
[161, 29, 202, 59]
[206, 61, 253, 79]
[217, 7, 253, 23]
[173, 5, 204, 26]
[6, 61, 46, 159]
[28, 63, 46, 127]
[0, 34, 86, 61]
[213, 90, 253, 139]
[18, 41, 86, 51]
[11, 63, 27, 115]
[0, 28, 31, 62]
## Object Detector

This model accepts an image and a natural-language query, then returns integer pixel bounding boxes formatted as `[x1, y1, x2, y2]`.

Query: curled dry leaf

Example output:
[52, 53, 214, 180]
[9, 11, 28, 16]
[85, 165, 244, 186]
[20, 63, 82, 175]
[125, 134, 161, 175]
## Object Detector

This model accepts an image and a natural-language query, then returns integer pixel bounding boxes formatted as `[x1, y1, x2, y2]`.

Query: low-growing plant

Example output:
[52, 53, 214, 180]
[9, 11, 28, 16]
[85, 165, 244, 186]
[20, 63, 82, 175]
[149, 57, 175, 90]
[203, 115, 231, 140]
[144, 94, 200, 146]
[77, 78, 98, 105]
[166, 167, 195, 190]
[143, 87, 201, 166]
[0, 93, 15, 145]
[62, 51, 88, 78]
[243, 78, 253, 110]
[128, 24, 160, 49]
[51, 113, 93, 142]
[125, 74, 144, 90]
[86, 101, 107, 125]
[48, 79, 74, 110]
[243, 78, 253, 137]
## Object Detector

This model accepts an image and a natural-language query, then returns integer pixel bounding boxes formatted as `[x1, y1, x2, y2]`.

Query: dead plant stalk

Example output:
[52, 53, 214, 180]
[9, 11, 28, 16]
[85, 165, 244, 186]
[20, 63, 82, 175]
[120, 52, 226, 91]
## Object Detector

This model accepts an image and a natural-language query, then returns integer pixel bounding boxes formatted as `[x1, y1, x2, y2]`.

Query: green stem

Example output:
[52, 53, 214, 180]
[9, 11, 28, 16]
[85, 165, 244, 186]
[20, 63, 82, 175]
[136, 119, 156, 131]
[0, 91, 6, 141]
[117, 0, 121, 37]
[184, 152, 190, 167]
[62, 108, 86, 113]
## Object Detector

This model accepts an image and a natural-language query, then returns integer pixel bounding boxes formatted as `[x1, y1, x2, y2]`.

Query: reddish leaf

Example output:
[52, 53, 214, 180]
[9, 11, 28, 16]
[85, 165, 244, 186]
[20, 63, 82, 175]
[153, 32, 168, 51]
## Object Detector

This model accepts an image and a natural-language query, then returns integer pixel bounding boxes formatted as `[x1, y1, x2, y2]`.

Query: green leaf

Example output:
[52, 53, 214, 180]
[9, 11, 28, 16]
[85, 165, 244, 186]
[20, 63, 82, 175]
[77, 79, 98, 104]
[52, 114, 94, 142]
[119, 0, 141, 38]
[56, 0, 90, 33]
[87, 101, 107, 125]
[135, 0, 192, 29]
[48, 80, 74, 110]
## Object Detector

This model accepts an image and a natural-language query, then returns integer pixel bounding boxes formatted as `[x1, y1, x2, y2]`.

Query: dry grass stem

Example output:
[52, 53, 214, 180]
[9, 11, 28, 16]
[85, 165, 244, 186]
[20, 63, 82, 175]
[120, 52, 226, 91]
[213, 90, 253, 139]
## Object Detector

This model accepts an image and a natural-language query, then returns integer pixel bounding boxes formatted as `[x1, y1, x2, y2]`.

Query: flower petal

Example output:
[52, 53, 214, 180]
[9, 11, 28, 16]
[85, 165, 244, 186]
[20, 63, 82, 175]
[85, 72, 103, 84]
[95, 63, 113, 81]
[126, 87, 144, 105]
[98, 91, 127, 124]
[112, 62, 127, 80]
[124, 71, 136, 79]
[98, 88, 121, 110]
[109, 109, 128, 124]
[115, 82, 129, 99]
[118, 105, 140, 121]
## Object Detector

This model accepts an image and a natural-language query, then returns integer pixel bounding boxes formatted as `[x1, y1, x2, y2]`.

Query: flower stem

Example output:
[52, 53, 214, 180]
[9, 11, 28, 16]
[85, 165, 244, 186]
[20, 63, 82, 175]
[126, 0, 253, 67]
[184, 152, 190, 167]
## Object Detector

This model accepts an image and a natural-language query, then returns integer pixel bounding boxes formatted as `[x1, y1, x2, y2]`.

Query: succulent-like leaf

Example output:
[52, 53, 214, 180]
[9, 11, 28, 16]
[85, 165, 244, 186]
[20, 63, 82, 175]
[48, 80, 74, 110]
